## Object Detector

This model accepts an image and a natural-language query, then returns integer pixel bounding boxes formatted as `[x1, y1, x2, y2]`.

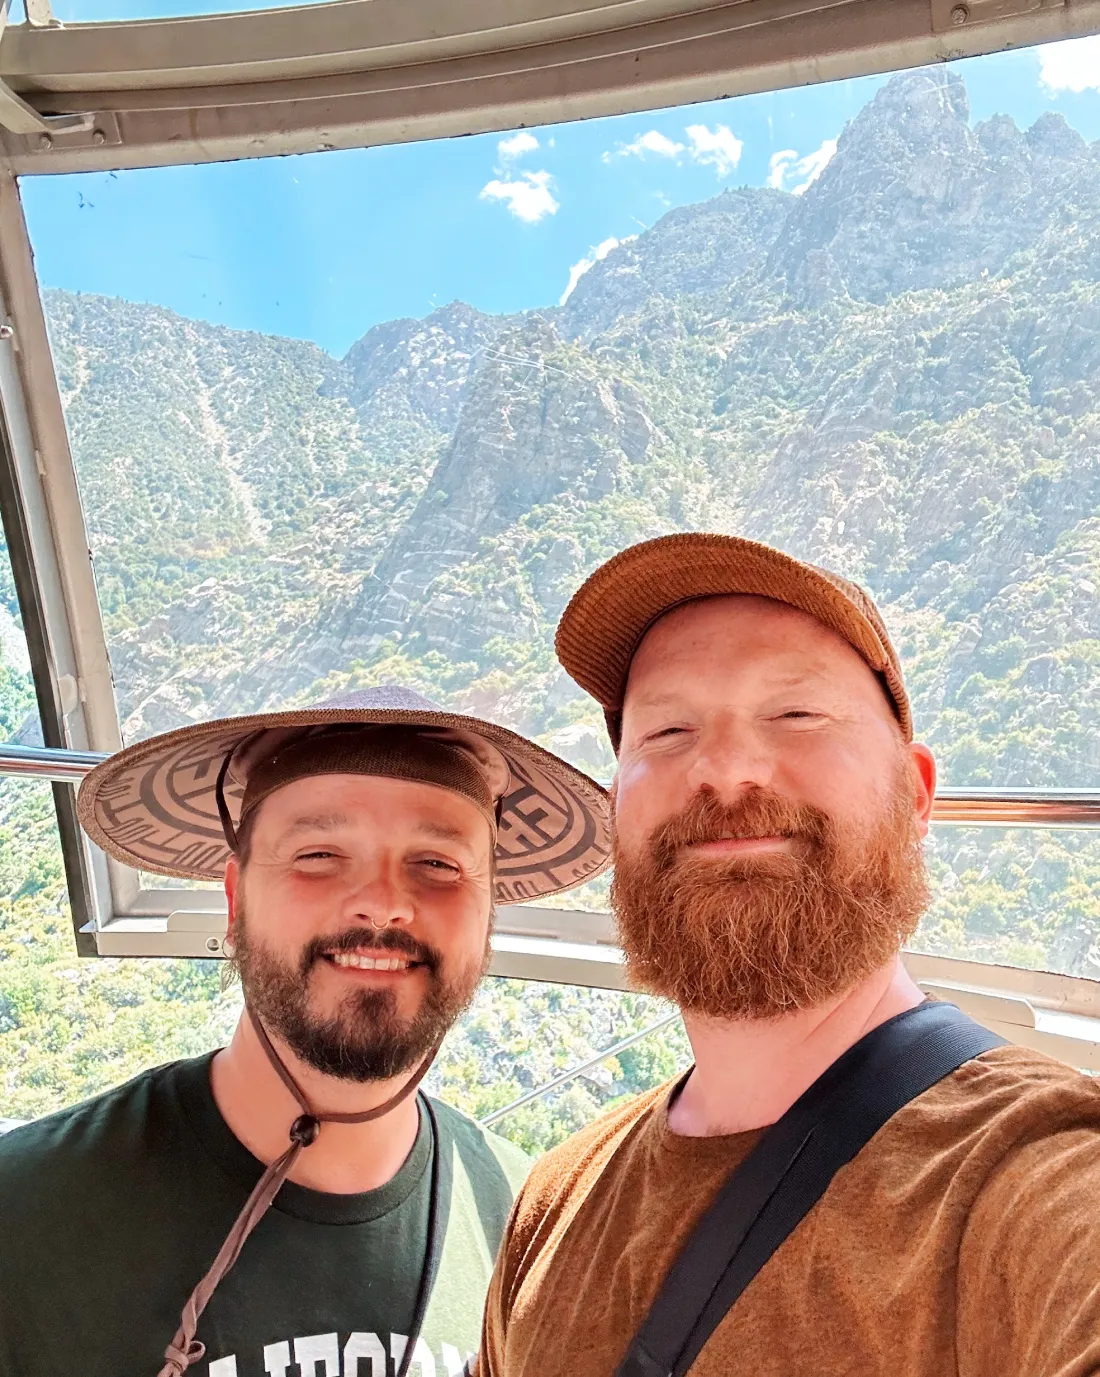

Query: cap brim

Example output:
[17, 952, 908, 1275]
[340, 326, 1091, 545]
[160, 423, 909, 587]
[77, 705, 612, 904]
[555, 532, 910, 742]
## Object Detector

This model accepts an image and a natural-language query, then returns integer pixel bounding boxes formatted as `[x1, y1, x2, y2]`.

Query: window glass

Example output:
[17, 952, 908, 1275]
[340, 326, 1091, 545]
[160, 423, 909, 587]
[23, 41, 1100, 785]
[0, 776, 240, 1124]
[431, 986, 686, 1154]
[1, 824, 682, 1139]
[916, 825, 1100, 979]
[17, 35, 1100, 979]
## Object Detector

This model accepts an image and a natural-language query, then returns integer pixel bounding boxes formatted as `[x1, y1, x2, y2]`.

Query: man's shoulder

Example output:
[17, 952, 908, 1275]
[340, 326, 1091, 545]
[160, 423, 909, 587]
[511, 1082, 669, 1224]
[922, 1040, 1100, 1128]
[425, 1097, 534, 1260]
[427, 1095, 532, 1192]
[0, 1054, 208, 1193]
[880, 1038, 1100, 1189]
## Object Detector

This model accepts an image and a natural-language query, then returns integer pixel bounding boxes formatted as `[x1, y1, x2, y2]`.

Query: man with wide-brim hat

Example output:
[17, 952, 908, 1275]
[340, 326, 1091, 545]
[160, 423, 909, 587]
[0, 685, 611, 1377]
[479, 533, 1100, 1377]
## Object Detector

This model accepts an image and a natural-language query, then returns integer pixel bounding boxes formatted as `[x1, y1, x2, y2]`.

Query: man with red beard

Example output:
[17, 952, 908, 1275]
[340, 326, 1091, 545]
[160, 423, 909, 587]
[0, 686, 612, 1377]
[478, 534, 1100, 1377]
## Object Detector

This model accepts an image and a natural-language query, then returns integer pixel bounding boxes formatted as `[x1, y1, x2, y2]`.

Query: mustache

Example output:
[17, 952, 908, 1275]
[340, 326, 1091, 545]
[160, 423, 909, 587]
[644, 788, 831, 869]
[299, 926, 442, 977]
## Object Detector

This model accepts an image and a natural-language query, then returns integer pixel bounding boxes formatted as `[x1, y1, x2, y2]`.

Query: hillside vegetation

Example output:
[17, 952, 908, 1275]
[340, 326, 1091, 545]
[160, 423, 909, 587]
[3, 66, 1100, 1139]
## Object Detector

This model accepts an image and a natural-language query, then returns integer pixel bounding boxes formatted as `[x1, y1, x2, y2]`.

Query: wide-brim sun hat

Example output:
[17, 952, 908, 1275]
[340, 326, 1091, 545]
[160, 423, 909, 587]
[555, 532, 912, 748]
[77, 685, 612, 904]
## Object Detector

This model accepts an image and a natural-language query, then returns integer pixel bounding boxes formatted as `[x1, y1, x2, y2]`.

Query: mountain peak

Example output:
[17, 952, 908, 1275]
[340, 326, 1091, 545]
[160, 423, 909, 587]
[767, 66, 1090, 303]
[1025, 110, 1088, 163]
[338, 301, 507, 428]
[869, 64, 970, 124]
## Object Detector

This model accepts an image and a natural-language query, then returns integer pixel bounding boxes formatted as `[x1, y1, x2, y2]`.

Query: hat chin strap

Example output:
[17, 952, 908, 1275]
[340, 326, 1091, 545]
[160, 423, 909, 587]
[158, 1008, 439, 1376]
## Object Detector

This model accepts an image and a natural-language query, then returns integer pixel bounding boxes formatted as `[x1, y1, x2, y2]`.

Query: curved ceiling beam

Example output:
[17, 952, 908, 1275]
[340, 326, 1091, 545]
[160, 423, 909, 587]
[9, 0, 813, 91]
[0, 0, 1096, 176]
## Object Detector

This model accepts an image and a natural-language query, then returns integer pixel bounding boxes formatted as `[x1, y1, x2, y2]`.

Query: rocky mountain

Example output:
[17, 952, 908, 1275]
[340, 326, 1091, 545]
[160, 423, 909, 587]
[5, 62, 1100, 982]
[559, 185, 790, 338]
[336, 300, 510, 430]
[769, 74, 1100, 300]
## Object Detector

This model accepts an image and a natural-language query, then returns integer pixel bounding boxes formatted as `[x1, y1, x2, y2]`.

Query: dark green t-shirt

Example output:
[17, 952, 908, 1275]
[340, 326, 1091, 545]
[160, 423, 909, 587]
[0, 1053, 530, 1377]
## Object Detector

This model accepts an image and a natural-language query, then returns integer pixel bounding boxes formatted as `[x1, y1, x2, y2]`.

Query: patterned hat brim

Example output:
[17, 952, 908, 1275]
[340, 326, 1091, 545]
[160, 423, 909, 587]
[76, 706, 612, 905]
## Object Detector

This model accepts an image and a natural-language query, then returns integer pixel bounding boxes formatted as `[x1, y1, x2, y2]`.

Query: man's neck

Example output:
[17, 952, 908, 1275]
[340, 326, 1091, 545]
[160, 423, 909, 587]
[210, 1013, 425, 1194]
[668, 957, 924, 1137]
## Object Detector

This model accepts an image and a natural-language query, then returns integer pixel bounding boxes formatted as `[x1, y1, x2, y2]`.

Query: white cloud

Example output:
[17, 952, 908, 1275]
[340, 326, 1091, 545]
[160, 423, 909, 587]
[1038, 35, 1100, 93]
[606, 129, 685, 163]
[685, 124, 743, 177]
[767, 138, 837, 195]
[792, 138, 837, 193]
[497, 130, 539, 160]
[606, 124, 743, 177]
[767, 149, 798, 189]
[480, 169, 559, 223]
[559, 236, 634, 305]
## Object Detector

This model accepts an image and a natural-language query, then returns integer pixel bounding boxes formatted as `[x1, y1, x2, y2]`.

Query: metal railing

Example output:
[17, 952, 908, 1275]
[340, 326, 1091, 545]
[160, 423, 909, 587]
[0, 743, 106, 782]
[930, 788, 1100, 827]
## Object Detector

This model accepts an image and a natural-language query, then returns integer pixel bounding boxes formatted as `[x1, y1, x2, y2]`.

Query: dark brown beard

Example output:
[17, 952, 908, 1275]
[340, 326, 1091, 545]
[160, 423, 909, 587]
[231, 903, 490, 1082]
[610, 772, 929, 1020]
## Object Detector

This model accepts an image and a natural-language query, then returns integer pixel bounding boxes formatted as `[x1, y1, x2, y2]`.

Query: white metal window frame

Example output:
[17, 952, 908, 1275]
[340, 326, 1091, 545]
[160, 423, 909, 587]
[0, 0, 1095, 1070]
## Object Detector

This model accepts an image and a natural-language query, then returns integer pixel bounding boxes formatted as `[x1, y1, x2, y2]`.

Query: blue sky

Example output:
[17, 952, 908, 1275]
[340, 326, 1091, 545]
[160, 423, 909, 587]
[18, 30, 1100, 359]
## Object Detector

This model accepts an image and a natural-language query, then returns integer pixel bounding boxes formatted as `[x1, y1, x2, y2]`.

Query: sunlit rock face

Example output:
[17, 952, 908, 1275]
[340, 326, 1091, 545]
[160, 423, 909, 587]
[336, 301, 510, 431]
[558, 186, 790, 341]
[768, 67, 1098, 302]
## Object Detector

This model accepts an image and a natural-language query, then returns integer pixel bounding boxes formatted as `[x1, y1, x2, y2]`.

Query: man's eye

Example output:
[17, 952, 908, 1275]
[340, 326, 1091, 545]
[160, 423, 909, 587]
[646, 726, 688, 741]
[296, 850, 337, 862]
[777, 710, 821, 721]
[416, 858, 461, 875]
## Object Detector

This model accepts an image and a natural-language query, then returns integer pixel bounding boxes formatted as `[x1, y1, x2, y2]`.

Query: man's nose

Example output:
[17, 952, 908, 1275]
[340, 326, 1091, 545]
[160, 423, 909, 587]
[343, 867, 416, 930]
[686, 718, 776, 798]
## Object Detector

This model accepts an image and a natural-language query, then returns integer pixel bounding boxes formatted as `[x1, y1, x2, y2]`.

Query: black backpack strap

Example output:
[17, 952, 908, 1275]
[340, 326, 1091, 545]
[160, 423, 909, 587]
[615, 1000, 1005, 1377]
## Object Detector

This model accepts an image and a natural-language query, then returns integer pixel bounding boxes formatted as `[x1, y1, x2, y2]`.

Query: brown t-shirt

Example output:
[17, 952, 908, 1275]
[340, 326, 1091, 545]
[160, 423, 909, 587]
[479, 1045, 1100, 1377]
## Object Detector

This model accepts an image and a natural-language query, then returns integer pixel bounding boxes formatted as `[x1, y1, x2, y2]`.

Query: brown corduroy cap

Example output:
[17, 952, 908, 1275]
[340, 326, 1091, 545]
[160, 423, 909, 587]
[555, 533, 912, 749]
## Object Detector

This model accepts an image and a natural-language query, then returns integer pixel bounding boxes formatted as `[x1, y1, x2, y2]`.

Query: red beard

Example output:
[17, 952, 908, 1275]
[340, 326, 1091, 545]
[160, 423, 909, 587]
[611, 775, 929, 1020]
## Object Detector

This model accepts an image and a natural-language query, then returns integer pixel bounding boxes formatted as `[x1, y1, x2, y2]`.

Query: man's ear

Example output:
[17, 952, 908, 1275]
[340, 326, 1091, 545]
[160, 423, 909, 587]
[224, 854, 241, 942]
[908, 742, 936, 838]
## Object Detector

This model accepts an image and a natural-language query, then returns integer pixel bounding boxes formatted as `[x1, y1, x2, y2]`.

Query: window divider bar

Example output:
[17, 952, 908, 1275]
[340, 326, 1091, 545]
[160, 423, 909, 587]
[933, 788, 1100, 827]
[0, 346, 96, 952]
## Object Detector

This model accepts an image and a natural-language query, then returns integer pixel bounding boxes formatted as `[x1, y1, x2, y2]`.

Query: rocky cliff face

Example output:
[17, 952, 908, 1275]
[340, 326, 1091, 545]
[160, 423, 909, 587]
[25, 66, 1100, 811]
[559, 186, 790, 339]
[336, 315, 657, 662]
[336, 300, 509, 430]
[768, 67, 1100, 301]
